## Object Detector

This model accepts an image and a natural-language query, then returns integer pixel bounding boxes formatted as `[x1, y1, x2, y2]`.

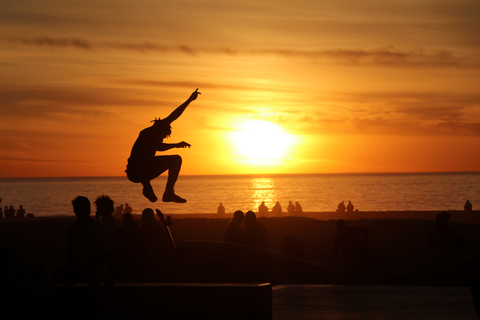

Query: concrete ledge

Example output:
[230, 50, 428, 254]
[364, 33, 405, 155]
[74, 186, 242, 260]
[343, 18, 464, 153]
[11, 283, 272, 320]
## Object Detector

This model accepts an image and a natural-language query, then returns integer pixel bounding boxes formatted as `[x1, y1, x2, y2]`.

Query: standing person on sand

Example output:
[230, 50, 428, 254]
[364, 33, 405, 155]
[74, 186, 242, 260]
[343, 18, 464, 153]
[126, 89, 201, 203]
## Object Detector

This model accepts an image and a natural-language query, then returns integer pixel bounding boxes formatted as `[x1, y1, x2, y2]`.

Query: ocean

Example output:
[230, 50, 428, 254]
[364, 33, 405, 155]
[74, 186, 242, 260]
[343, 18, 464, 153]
[0, 172, 479, 217]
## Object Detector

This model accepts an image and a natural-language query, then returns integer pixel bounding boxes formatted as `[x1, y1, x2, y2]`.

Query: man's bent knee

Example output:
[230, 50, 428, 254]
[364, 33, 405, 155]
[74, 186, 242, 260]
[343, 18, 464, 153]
[171, 154, 182, 165]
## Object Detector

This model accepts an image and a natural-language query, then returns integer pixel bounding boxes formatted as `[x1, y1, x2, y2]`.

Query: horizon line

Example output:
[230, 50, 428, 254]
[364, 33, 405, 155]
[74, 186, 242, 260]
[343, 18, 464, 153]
[1, 170, 479, 179]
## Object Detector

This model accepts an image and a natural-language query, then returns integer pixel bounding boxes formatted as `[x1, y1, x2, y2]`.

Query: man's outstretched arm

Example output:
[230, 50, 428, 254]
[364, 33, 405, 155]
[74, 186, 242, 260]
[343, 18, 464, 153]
[157, 141, 191, 151]
[163, 89, 201, 124]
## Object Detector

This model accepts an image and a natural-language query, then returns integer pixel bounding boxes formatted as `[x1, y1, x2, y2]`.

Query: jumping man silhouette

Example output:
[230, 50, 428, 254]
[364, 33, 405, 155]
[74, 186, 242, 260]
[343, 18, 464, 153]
[126, 89, 201, 203]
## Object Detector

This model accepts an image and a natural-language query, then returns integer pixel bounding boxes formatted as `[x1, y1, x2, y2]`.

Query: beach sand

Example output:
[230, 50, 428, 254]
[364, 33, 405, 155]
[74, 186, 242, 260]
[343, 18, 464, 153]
[1, 211, 480, 286]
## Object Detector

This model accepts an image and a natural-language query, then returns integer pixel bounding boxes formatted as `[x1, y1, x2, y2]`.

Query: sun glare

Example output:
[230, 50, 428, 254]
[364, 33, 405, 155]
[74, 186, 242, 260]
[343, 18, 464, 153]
[230, 119, 295, 164]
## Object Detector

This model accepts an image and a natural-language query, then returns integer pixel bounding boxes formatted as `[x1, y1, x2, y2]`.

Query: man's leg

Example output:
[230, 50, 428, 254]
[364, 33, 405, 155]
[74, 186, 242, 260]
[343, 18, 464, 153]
[141, 155, 186, 203]
[161, 155, 187, 203]
[141, 181, 158, 202]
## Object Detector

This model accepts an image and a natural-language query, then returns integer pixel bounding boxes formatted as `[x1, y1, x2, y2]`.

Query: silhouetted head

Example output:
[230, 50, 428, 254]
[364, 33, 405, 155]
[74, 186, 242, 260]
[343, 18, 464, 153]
[336, 219, 347, 231]
[123, 213, 133, 223]
[94, 195, 115, 217]
[72, 196, 91, 220]
[245, 210, 257, 223]
[232, 210, 244, 224]
[152, 118, 172, 139]
[141, 208, 156, 223]
[20, 205, 23, 209]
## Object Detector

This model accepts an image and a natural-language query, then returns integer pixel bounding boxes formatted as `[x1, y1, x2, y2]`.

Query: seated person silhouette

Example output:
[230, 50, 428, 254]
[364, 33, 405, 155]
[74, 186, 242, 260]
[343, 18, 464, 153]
[465, 200, 473, 212]
[283, 234, 304, 258]
[51, 196, 109, 287]
[428, 211, 465, 248]
[295, 201, 303, 216]
[16, 205, 26, 218]
[258, 201, 268, 217]
[139, 208, 169, 259]
[336, 201, 346, 213]
[328, 219, 369, 276]
[272, 202, 282, 217]
[126, 89, 201, 203]
[346, 201, 354, 213]
[6, 206, 15, 219]
[224, 210, 245, 244]
[117, 213, 153, 279]
[113, 204, 124, 219]
[244, 210, 269, 248]
[217, 203, 225, 215]
[124, 203, 133, 214]
[287, 201, 295, 216]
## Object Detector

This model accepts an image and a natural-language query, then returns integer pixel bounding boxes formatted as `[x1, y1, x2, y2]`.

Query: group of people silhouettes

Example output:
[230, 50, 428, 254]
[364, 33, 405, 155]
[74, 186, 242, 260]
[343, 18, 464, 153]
[336, 201, 356, 214]
[113, 203, 133, 219]
[51, 195, 171, 287]
[0, 204, 32, 219]
[224, 210, 269, 248]
[218, 200, 304, 217]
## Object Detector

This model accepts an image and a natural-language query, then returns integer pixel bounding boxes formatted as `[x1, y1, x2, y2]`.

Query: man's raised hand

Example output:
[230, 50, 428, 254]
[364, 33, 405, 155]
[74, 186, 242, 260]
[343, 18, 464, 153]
[177, 141, 191, 148]
[188, 88, 201, 101]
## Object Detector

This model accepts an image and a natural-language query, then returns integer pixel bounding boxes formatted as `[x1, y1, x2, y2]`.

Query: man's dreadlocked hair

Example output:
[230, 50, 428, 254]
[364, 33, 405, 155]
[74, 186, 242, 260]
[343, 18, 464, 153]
[151, 117, 172, 138]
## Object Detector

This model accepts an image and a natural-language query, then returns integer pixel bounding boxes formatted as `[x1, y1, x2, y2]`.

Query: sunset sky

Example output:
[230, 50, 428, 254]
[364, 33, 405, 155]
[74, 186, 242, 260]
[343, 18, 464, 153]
[1, 0, 479, 177]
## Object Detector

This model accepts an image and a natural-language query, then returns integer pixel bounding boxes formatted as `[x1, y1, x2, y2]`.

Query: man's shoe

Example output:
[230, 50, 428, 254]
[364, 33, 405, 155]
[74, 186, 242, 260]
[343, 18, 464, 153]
[142, 187, 158, 202]
[162, 192, 187, 203]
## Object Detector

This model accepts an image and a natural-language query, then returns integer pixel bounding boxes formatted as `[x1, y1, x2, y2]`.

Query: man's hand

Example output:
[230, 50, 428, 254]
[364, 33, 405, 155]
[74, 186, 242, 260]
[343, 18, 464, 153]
[188, 88, 201, 101]
[177, 141, 191, 148]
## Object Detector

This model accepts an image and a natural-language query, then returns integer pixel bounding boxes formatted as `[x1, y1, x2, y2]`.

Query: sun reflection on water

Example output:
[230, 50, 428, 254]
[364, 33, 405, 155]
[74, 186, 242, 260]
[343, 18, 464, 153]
[251, 178, 277, 211]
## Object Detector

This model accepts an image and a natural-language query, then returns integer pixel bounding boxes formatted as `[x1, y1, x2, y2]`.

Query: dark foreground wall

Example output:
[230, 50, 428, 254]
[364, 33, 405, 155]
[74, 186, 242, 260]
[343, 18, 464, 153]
[4, 283, 272, 320]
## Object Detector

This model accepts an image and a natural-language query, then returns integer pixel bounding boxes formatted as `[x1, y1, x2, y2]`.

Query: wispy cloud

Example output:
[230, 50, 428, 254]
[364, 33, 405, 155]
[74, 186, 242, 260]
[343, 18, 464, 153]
[6, 36, 479, 69]
[0, 156, 92, 163]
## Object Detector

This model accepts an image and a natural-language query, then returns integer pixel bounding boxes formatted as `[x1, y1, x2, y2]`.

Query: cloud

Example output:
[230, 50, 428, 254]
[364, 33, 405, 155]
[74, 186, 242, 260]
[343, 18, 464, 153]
[0, 156, 92, 163]
[116, 80, 294, 93]
[6, 36, 479, 69]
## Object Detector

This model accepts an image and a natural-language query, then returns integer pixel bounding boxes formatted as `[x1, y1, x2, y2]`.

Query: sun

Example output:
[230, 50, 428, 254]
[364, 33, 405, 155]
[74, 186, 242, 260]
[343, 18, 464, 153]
[230, 119, 295, 164]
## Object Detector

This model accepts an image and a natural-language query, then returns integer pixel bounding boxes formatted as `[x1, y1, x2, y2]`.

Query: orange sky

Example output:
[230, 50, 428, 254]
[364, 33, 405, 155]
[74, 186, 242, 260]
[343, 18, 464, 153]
[1, 0, 480, 177]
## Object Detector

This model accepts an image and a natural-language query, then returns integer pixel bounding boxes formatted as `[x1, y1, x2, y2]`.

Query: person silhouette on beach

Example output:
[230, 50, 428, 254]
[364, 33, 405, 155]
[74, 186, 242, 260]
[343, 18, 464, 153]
[217, 203, 225, 215]
[336, 201, 346, 214]
[126, 89, 201, 203]
[16, 205, 26, 218]
[465, 200, 473, 212]
[295, 201, 303, 216]
[272, 202, 282, 217]
[244, 210, 269, 248]
[224, 210, 245, 244]
[94, 195, 118, 278]
[346, 201, 354, 213]
[51, 196, 109, 287]
[287, 201, 295, 216]
[258, 201, 268, 217]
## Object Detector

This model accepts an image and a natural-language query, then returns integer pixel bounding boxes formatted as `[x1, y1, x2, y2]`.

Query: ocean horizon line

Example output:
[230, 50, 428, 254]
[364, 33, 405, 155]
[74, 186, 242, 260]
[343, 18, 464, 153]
[1, 170, 480, 180]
